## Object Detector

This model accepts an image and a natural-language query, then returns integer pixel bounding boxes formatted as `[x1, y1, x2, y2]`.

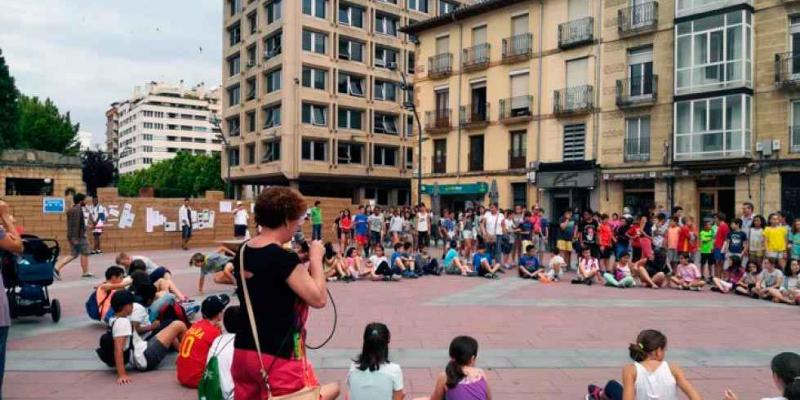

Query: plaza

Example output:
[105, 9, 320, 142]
[5, 247, 794, 399]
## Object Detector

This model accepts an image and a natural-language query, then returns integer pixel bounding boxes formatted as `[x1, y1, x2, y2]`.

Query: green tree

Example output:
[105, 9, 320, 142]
[16, 95, 80, 155]
[117, 152, 224, 198]
[82, 150, 117, 196]
[0, 49, 19, 151]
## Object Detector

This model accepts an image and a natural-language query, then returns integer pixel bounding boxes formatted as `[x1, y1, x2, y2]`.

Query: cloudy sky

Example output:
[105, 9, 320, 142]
[0, 0, 222, 146]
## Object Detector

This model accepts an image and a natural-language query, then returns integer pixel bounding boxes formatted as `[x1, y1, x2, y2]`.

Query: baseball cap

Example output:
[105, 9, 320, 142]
[201, 294, 230, 319]
[111, 290, 135, 313]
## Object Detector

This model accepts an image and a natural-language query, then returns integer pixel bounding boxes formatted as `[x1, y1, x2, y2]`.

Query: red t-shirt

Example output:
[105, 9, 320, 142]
[598, 224, 613, 247]
[627, 226, 642, 248]
[678, 225, 697, 253]
[176, 319, 222, 388]
[714, 222, 729, 249]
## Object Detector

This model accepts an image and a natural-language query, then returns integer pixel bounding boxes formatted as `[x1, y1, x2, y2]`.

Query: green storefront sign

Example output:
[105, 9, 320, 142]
[421, 182, 488, 195]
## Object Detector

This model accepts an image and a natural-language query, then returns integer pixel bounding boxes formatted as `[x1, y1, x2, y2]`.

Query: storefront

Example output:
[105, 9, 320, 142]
[781, 172, 800, 220]
[421, 182, 488, 213]
[535, 161, 597, 220]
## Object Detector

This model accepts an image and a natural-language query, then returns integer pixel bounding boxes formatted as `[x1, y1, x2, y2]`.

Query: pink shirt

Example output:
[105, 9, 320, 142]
[579, 257, 599, 276]
[677, 263, 701, 282]
[666, 227, 681, 250]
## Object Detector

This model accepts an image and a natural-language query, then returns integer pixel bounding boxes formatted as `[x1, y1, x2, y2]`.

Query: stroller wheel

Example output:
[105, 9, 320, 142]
[50, 299, 61, 323]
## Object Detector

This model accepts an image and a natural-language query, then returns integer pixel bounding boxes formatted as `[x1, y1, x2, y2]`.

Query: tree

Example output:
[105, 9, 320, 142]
[0, 49, 19, 151]
[81, 150, 117, 196]
[16, 95, 80, 155]
[117, 152, 224, 198]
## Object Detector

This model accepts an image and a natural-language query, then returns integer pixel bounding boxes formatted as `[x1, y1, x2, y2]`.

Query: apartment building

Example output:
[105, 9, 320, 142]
[108, 82, 222, 174]
[220, 0, 469, 204]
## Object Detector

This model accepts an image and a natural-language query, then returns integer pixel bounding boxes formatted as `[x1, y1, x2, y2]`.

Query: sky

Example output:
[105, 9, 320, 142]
[0, 0, 222, 147]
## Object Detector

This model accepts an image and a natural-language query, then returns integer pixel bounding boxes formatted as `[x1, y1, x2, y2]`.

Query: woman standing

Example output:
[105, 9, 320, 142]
[231, 187, 339, 400]
[340, 209, 353, 252]
[0, 201, 23, 394]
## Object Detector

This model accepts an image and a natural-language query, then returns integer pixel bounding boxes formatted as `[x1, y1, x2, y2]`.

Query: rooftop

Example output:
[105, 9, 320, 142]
[0, 149, 81, 168]
[400, 0, 527, 34]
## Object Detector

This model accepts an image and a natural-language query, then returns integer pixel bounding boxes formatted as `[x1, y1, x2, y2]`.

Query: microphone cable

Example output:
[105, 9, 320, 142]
[304, 287, 337, 350]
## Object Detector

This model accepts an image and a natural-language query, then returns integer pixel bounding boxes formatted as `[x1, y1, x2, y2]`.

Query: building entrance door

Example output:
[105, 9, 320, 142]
[698, 189, 735, 222]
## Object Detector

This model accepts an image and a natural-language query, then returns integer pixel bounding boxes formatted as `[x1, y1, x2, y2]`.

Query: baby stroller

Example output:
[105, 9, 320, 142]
[1, 235, 61, 322]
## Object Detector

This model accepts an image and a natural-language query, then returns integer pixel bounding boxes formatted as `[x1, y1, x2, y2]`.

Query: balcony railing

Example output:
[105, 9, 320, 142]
[428, 53, 453, 79]
[425, 109, 451, 133]
[432, 155, 447, 174]
[624, 137, 651, 162]
[616, 75, 658, 108]
[468, 152, 483, 172]
[508, 148, 526, 169]
[791, 126, 800, 153]
[558, 17, 593, 49]
[674, 131, 752, 162]
[499, 96, 533, 123]
[775, 53, 800, 90]
[459, 103, 490, 128]
[463, 43, 490, 71]
[554, 85, 594, 115]
[502, 33, 533, 63]
[618, 2, 658, 36]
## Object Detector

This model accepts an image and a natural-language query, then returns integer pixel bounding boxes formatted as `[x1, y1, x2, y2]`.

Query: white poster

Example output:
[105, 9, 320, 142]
[219, 201, 233, 213]
[118, 203, 135, 229]
[145, 208, 166, 233]
[164, 222, 177, 232]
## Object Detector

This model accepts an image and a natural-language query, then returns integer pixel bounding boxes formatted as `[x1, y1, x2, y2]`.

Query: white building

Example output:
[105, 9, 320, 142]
[108, 82, 222, 174]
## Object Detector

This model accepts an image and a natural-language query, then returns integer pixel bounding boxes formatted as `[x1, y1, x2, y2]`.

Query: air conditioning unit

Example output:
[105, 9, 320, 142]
[773, 139, 781, 151]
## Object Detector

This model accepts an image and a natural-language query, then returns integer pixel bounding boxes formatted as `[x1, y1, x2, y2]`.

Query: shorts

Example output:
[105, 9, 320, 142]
[666, 249, 678, 263]
[232, 349, 320, 399]
[149, 267, 170, 282]
[182, 225, 193, 239]
[713, 248, 726, 262]
[532, 236, 546, 252]
[142, 338, 169, 371]
[700, 253, 713, 266]
[766, 251, 786, 260]
[718, 280, 734, 292]
[557, 240, 572, 252]
[70, 238, 89, 257]
[370, 231, 381, 245]
[234, 224, 248, 237]
[92, 232, 102, 238]
[445, 264, 462, 275]
[461, 230, 474, 240]
[598, 247, 613, 260]
[356, 234, 368, 246]
[645, 259, 668, 278]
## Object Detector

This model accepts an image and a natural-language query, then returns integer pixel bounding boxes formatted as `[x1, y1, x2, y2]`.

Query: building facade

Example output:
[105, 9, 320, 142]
[220, 0, 469, 204]
[107, 82, 222, 174]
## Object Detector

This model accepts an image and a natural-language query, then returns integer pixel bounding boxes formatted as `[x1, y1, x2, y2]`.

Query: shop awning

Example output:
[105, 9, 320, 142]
[421, 182, 488, 195]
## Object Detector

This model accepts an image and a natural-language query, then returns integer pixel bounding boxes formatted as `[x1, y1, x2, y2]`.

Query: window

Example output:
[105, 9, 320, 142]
[436, 36, 449, 55]
[676, 0, 749, 18]
[406, 115, 414, 137]
[407, 52, 415, 74]
[143, 158, 153, 165]
[246, 78, 256, 100]
[407, 19, 419, 42]
[246, 45, 257, 67]
[792, 100, 800, 152]
[229, 0, 241, 16]
[302, 30, 327, 54]
[337, 142, 364, 164]
[511, 183, 527, 207]
[510, 130, 527, 159]
[262, 140, 280, 162]
[142, 146, 153, 153]
[263, 104, 281, 128]
[374, 46, 398, 69]
[266, 68, 281, 93]
[246, 111, 256, 132]
[407, 0, 427, 13]
[675, 10, 752, 95]
[302, 140, 327, 161]
[373, 146, 397, 166]
[374, 113, 398, 135]
[338, 37, 364, 62]
[338, 72, 365, 97]
[439, 0, 457, 15]
[405, 148, 414, 169]
[625, 116, 651, 161]
[228, 54, 241, 76]
[337, 107, 363, 130]
[227, 84, 241, 106]
[674, 94, 752, 160]
[143, 134, 153, 141]
[563, 124, 585, 161]
[302, 103, 328, 126]
[228, 23, 241, 46]
[266, 0, 282, 24]
[469, 135, 484, 172]
[302, 66, 326, 90]
[628, 47, 654, 97]
[247, 12, 257, 34]
[374, 80, 397, 101]
[228, 147, 240, 166]
[375, 13, 399, 36]
[302, 0, 326, 19]
[246, 143, 256, 164]
[433, 139, 446, 173]
[338, 3, 364, 28]
[265, 32, 282, 59]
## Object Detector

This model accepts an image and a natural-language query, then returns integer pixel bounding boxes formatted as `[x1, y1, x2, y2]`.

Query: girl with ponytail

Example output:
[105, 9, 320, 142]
[724, 352, 800, 400]
[622, 329, 700, 400]
[429, 335, 491, 400]
[348, 322, 404, 400]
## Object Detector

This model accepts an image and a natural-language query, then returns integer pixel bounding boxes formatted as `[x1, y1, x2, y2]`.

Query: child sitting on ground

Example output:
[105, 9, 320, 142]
[347, 323, 405, 400]
[127, 259, 188, 302]
[603, 252, 635, 288]
[472, 242, 501, 279]
[734, 260, 761, 297]
[323, 242, 347, 281]
[518, 244, 543, 280]
[365, 244, 399, 281]
[390, 242, 417, 279]
[116, 252, 175, 286]
[176, 294, 229, 388]
[203, 306, 241, 400]
[190, 247, 236, 294]
[670, 253, 705, 291]
[768, 259, 800, 305]
[414, 245, 441, 276]
[712, 256, 744, 294]
[572, 248, 603, 286]
[546, 249, 566, 282]
[344, 247, 363, 282]
[444, 241, 471, 276]
[622, 329, 701, 400]
[428, 335, 491, 400]
[754, 258, 785, 300]
[94, 266, 126, 321]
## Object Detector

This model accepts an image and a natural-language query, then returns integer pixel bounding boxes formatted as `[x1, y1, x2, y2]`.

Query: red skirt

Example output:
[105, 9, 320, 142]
[232, 348, 320, 400]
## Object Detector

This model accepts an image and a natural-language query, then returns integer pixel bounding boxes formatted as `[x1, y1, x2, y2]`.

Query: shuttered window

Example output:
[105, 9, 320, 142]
[563, 124, 585, 161]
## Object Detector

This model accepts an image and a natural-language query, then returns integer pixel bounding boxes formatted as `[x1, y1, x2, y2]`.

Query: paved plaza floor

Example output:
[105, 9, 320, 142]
[5, 247, 797, 399]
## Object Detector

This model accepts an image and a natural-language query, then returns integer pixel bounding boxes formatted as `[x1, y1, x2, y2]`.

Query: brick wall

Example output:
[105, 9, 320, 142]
[1, 165, 85, 197]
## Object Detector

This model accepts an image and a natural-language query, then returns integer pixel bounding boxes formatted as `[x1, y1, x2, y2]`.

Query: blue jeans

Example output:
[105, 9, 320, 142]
[312, 224, 322, 241]
[0, 325, 7, 398]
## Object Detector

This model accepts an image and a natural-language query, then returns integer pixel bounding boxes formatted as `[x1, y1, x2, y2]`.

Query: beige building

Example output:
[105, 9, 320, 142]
[220, 0, 469, 204]
[1, 150, 85, 196]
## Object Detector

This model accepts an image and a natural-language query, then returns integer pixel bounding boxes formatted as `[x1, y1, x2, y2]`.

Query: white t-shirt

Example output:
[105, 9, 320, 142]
[234, 209, 249, 225]
[370, 255, 389, 267]
[416, 212, 429, 232]
[483, 212, 505, 236]
[389, 216, 404, 233]
[109, 316, 148, 370]
[207, 333, 236, 400]
[129, 303, 151, 329]
[347, 362, 403, 400]
[548, 255, 566, 272]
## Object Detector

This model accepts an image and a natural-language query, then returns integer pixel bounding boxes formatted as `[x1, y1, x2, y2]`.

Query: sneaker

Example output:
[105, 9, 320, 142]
[484, 273, 494, 279]
[326, 277, 338, 282]
[467, 272, 478, 277]
[391, 274, 402, 281]
[492, 273, 500, 279]
[690, 286, 701, 291]
[586, 279, 593, 286]
[81, 272, 95, 278]
[382, 275, 392, 282]
[497, 268, 506, 274]
[53, 270, 62, 281]
[710, 286, 721, 293]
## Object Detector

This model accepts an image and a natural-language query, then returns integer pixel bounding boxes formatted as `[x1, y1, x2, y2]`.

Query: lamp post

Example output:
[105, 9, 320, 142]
[210, 116, 232, 199]
[390, 62, 424, 206]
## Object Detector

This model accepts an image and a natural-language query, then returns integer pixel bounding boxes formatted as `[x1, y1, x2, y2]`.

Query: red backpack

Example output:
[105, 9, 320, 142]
[157, 302, 190, 328]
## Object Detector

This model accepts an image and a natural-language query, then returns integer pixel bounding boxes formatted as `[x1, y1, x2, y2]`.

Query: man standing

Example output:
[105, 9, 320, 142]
[416, 203, 431, 250]
[233, 201, 249, 239]
[368, 207, 384, 252]
[310, 201, 323, 241]
[482, 203, 505, 263]
[180, 198, 193, 250]
[741, 202, 754, 232]
[56, 193, 93, 279]
[89, 196, 107, 254]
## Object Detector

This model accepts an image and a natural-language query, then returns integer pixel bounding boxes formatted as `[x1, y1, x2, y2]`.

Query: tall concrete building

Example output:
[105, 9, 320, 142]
[220, 0, 470, 204]
[406, 0, 800, 222]
[107, 82, 222, 174]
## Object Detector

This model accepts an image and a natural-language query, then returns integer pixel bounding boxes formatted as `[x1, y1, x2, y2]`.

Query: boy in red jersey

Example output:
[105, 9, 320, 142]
[176, 294, 229, 388]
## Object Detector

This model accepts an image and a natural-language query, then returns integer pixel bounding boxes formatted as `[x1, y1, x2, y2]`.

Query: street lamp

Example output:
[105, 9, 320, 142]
[209, 116, 232, 199]
[389, 62, 424, 206]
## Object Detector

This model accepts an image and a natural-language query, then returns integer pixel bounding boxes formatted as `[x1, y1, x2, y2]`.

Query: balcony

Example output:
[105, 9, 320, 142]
[459, 103, 490, 129]
[676, 0, 751, 18]
[499, 96, 533, 124]
[425, 109, 452, 134]
[554, 85, 594, 116]
[508, 148, 526, 169]
[558, 17, 593, 49]
[502, 33, 533, 64]
[618, 2, 658, 37]
[428, 53, 453, 79]
[462, 43, 490, 72]
[624, 137, 651, 162]
[468, 152, 483, 172]
[775, 53, 800, 90]
[674, 132, 752, 162]
[432, 155, 447, 174]
[791, 126, 800, 153]
[616, 75, 658, 108]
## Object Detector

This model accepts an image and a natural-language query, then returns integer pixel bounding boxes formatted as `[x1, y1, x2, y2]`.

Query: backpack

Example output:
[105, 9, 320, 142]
[198, 336, 234, 400]
[96, 319, 132, 367]
[158, 301, 191, 329]
[86, 289, 114, 321]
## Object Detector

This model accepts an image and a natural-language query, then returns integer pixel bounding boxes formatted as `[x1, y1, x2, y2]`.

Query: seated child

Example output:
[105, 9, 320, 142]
[130, 284, 161, 339]
[670, 253, 705, 291]
[712, 256, 744, 294]
[190, 247, 236, 294]
[343, 247, 364, 282]
[363, 244, 393, 281]
[734, 260, 761, 297]
[546, 249, 566, 281]
[472, 243, 501, 279]
[390, 242, 417, 279]
[177, 294, 229, 388]
[127, 259, 187, 301]
[95, 266, 126, 321]
[428, 336, 491, 400]
[204, 306, 241, 400]
[518, 245, 543, 279]
[347, 323, 404, 400]
[414, 245, 441, 276]
[572, 248, 603, 285]
[768, 259, 800, 305]
[323, 242, 347, 281]
[108, 291, 187, 384]
[754, 258, 785, 300]
[603, 252, 635, 288]
[444, 241, 471, 276]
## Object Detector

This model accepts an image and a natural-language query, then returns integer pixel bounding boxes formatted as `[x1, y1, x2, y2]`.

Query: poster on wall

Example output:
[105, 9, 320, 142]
[146, 208, 167, 233]
[219, 201, 232, 213]
[119, 203, 135, 229]
[42, 197, 65, 214]
[106, 205, 120, 223]
[164, 222, 177, 232]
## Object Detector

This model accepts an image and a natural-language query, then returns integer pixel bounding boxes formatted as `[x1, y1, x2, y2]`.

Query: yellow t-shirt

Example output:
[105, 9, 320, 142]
[763, 226, 788, 252]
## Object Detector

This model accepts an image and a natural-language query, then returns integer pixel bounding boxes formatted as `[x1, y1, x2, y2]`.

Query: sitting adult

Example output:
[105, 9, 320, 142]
[231, 187, 339, 400]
